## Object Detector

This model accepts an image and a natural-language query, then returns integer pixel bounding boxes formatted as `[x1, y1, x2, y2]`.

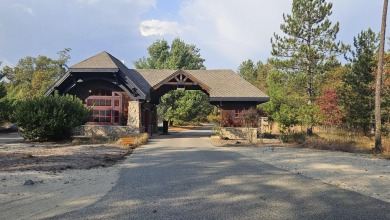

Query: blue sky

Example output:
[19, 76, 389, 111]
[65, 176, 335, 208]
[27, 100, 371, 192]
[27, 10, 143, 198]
[0, 0, 386, 71]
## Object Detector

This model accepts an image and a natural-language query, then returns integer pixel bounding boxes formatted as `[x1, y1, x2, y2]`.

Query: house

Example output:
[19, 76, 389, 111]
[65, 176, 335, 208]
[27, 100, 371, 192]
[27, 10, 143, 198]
[45, 51, 269, 135]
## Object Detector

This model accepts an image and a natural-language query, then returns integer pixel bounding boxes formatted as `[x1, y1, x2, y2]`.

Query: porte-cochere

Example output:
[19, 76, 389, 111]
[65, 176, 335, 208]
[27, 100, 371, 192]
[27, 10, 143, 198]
[45, 51, 269, 138]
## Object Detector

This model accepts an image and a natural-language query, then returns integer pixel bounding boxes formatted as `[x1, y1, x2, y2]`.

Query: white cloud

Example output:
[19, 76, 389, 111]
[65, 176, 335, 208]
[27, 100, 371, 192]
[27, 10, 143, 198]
[139, 19, 182, 36]
[10, 4, 34, 15]
[178, 0, 292, 68]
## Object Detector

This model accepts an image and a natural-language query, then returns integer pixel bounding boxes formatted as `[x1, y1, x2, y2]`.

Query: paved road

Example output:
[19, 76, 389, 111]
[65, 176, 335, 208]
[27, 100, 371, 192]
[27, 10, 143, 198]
[49, 126, 390, 219]
[0, 132, 23, 144]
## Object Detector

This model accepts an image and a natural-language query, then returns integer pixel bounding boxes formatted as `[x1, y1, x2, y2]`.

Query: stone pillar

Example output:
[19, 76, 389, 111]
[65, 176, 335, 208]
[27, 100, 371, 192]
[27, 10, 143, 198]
[127, 101, 142, 133]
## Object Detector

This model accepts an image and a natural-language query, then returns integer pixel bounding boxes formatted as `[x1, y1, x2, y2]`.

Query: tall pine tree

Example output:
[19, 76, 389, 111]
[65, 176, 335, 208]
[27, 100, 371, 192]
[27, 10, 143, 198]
[341, 29, 378, 133]
[270, 0, 347, 134]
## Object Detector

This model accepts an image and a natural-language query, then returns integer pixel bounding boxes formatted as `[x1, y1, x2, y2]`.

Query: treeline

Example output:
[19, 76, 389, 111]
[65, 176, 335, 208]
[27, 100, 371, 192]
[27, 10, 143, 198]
[0, 49, 71, 124]
[238, 26, 390, 134]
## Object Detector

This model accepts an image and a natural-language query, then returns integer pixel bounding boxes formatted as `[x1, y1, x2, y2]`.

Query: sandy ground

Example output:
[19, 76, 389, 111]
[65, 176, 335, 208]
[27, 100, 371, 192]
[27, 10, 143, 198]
[0, 134, 389, 219]
[0, 135, 133, 219]
[213, 139, 390, 204]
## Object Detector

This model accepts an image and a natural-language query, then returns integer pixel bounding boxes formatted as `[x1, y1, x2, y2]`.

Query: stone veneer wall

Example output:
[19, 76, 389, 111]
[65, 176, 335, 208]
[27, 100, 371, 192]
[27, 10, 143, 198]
[220, 127, 258, 143]
[73, 125, 138, 138]
[127, 100, 142, 133]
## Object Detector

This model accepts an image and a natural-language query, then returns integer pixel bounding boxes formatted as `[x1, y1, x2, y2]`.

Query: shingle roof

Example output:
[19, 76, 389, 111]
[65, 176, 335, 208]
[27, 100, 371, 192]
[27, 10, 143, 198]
[135, 69, 269, 101]
[70, 51, 120, 69]
[187, 70, 268, 100]
[69, 51, 150, 96]
[63, 51, 269, 102]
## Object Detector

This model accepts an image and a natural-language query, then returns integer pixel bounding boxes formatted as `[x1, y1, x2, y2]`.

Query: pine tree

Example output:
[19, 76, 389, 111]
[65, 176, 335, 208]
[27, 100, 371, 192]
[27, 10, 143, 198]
[341, 29, 378, 133]
[270, 0, 348, 134]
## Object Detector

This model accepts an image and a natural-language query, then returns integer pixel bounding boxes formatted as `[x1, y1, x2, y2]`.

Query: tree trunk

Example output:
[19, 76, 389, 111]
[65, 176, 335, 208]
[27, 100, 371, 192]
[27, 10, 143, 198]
[375, 0, 388, 152]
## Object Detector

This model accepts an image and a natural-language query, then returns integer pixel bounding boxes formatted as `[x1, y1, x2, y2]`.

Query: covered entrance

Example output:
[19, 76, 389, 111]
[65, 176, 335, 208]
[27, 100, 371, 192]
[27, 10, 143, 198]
[46, 51, 269, 135]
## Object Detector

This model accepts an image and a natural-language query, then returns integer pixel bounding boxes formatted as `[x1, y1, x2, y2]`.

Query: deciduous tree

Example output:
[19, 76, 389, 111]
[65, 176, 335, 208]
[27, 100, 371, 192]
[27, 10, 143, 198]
[134, 38, 211, 125]
[2, 48, 71, 100]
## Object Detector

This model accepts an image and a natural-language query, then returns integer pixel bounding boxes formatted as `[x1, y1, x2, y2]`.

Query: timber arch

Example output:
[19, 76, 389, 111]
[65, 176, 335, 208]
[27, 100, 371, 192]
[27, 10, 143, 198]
[46, 51, 269, 133]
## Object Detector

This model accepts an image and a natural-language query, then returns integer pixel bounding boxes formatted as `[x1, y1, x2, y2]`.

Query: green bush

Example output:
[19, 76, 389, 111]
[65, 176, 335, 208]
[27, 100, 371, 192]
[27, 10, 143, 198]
[12, 94, 90, 141]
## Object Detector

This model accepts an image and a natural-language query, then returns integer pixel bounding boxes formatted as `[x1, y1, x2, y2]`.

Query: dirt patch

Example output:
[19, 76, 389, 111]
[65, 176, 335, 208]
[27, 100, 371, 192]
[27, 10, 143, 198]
[0, 143, 132, 171]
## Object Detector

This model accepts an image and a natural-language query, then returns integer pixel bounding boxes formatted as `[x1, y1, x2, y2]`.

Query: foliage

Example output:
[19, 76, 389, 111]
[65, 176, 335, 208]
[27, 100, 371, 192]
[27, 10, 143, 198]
[133, 38, 205, 70]
[316, 89, 345, 126]
[0, 82, 12, 124]
[238, 59, 258, 86]
[134, 38, 212, 125]
[158, 90, 212, 125]
[135, 133, 149, 146]
[262, 70, 306, 131]
[340, 29, 378, 133]
[238, 60, 272, 91]
[240, 107, 266, 128]
[279, 132, 307, 144]
[270, 0, 348, 134]
[381, 52, 390, 124]
[220, 110, 234, 127]
[2, 48, 71, 101]
[12, 94, 90, 141]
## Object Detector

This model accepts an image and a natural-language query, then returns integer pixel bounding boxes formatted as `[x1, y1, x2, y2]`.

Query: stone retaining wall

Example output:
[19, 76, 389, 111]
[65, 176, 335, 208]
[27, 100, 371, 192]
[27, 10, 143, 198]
[73, 125, 140, 138]
[220, 127, 258, 143]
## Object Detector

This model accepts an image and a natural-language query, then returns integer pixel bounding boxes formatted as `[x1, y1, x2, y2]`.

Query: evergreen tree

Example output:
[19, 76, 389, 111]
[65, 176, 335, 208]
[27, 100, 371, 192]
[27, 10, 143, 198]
[270, 0, 348, 134]
[237, 60, 271, 92]
[340, 29, 378, 133]
[238, 59, 257, 85]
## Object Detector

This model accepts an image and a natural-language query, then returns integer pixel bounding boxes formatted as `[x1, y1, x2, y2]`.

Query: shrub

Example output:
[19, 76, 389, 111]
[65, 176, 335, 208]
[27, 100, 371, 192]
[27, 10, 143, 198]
[12, 94, 90, 141]
[136, 133, 149, 145]
[0, 98, 13, 124]
[279, 132, 307, 144]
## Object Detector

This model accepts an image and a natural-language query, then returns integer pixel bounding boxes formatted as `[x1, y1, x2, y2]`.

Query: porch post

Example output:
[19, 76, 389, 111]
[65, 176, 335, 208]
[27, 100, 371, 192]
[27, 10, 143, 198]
[127, 100, 142, 133]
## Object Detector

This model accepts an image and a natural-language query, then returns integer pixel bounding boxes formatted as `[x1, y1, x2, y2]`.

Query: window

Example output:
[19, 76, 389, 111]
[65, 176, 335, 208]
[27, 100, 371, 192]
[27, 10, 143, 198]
[86, 98, 115, 107]
[234, 110, 242, 119]
[85, 96, 122, 125]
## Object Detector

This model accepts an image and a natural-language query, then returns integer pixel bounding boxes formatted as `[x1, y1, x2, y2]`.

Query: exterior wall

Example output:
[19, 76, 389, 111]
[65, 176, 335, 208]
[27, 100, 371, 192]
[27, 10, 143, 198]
[220, 109, 243, 127]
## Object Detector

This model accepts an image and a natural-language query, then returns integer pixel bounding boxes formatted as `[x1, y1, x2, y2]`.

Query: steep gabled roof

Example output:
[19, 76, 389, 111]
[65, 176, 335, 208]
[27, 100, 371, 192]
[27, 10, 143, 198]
[70, 51, 120, 70]
[68, 51, 149, 98]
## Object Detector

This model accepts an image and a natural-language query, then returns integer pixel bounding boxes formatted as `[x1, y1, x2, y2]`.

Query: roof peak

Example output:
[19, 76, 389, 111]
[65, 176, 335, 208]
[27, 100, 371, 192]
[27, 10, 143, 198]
[70, 51, 124, 70]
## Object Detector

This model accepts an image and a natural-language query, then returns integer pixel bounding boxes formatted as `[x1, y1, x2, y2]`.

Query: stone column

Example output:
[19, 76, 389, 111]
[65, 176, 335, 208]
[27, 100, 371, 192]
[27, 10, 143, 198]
[127, 101, 142, 133]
